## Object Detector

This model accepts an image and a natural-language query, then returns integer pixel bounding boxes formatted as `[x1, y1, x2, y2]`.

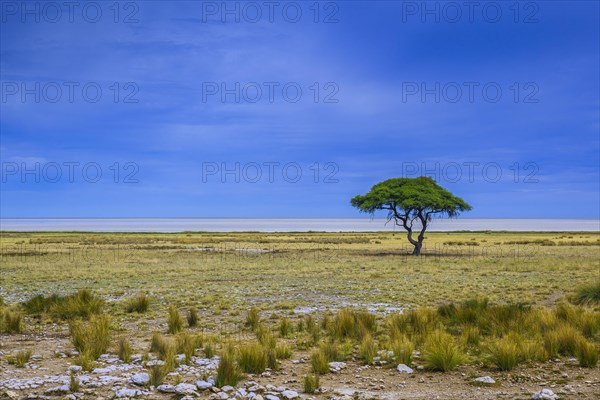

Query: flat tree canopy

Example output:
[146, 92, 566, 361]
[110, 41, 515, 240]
[351, 176, 472, 255]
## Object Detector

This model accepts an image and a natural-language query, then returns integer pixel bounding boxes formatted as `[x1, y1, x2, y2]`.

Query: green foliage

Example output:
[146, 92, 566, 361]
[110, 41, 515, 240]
[187, 308, 199, 327]
[118, 337, 132, 363]
[23, 289, 103, 320]
[237, 342, 267, 373]
[279, 317, 292, 337]
[572, 282, 600, 305]
[167, 305, 183, 334]
[351, 177, 471, 217]
[245, 307, 260, 330]
[69, 372, 80, 392]
[303, 374, 320, 394]
[12, 350, 32, 368]
[331, 308, 377, 340]
[150, 332, 169, 356]
[577, 339, 599, 368]
[73, 353, 96, 371]
[125, 293, 150, 313]
[487, 336, 520, 371]
[204, 341, 216, 358]
[256, 324, 277, 349]
[275, 343, 292, 359]
[358, 334, 377, 365]
[149, 364, 166, 386]
[391, 334, 414, 366]
[422, 330, 464, 371]
[175, 332, 198, 363]
[216, 349, 242, 387]
[1, 308, 25, 333]
[310, 349, 330, 374]
[69, 314, 111, 359]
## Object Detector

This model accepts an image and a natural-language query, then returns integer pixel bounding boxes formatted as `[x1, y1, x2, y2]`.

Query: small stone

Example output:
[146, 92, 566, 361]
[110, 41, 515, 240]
[532, 388, 559, 400]
[45, 385, 69, 394]
[174, 383, 198, 395]
[396, 364, 414, 374]
[328, 361, 347, 372]
[69, 365, 82, 373]
[281, 390, 299, 399]
[221, 385, 235, 393]
[196, 380, 213, 390]
[115, 388, 143, 398]
[130, 372, 149, 386]
[157, 384, 175, 393]
[474, 376, 496, 384]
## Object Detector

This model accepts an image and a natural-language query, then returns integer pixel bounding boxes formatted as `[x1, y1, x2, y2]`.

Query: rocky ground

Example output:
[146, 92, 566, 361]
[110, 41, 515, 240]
[1, 329, 598, 400]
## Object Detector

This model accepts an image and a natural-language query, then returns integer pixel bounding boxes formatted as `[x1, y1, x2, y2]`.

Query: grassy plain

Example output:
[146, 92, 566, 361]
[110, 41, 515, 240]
[0, 231, 599, 399]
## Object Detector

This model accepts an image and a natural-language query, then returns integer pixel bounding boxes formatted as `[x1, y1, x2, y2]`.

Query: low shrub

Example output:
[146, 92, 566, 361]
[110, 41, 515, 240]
[572, 282, 600, 305]
[125, 293, 150, 313]
[1, 308, 25, 333]
[422, 330, 464, 371]
[167, 305, 183, 334]
[391, 334, 414, 366]
[487, 336, 519, 371]
[118, 337, 132, 363]
[69, 314, 111, 359]
[310, 348, 330, 374]
[279, 317, 292, 337]
[275, 343, 292, 359]
[358, 334, 377, 365]
[245, 307, 260, 330]
[215, 349, 242, 387]
[237, 342, 267, 374]
[24, 290, 103, 320]
[577, 339, 599, 368]
[187, 308, 199, 327]
[303, 374, 320, 394]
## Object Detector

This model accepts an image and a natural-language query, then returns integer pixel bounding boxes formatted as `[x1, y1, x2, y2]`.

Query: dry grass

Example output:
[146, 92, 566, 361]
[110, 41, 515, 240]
[422, 330, 465, 371]
[69, 314, 111, 359]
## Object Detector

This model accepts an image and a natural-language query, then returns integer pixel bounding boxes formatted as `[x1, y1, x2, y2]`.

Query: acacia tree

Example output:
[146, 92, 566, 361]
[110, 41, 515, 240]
[351, 176, 472, 255]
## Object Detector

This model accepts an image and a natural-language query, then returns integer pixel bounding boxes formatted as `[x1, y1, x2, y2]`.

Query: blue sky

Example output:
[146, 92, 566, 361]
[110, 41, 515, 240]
[1, 0, 598, 218]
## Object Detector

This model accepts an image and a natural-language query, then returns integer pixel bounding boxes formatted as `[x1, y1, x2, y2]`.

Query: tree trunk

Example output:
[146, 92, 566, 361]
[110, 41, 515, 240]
[412, 240, 423, 255]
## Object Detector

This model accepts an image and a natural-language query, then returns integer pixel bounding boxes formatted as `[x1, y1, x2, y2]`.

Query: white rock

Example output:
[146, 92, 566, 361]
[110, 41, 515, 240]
[396, 364, 414, 374]
[157, 384, 175, 393]
[335, 388, 356, 396]
[474, 376, 495, 384]
[328, 361, 346, 372]
[218, 392, 230, 400]
[174, 383, 198, 395]
[45, 385, 69, 394]
[221, 385, 235, 393]
[196, 380, 212, 390]
[265, 395, 279, 400]
[281, 390, 299, 399]
[532, 389, 559, 400]
[115, 388, 143, 398]
[69, 365, 82, 373]
[130, 372, 149, 386]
